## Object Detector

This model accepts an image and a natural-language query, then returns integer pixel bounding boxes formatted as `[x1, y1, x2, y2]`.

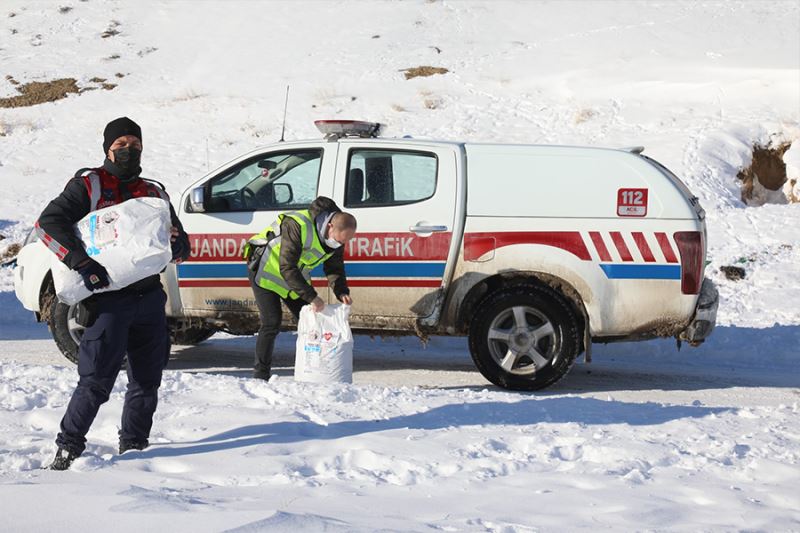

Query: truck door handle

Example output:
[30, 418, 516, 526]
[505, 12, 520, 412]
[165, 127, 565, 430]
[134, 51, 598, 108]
[409, 225, 448, 233]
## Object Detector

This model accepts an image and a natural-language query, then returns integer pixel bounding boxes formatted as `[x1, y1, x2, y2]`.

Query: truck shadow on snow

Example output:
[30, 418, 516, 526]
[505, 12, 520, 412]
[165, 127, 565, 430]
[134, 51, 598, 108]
[116, 398, 733, 461]
[0, 290, 52, 340]
[0, 285, 796, 393]
[552, 324, 800, 393]
[167, 324, 800, 392]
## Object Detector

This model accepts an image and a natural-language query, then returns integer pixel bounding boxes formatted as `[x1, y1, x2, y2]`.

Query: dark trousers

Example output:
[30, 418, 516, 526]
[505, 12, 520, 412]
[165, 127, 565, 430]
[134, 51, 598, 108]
[56, 288, 170, 455]
[249, 272, 305, 378]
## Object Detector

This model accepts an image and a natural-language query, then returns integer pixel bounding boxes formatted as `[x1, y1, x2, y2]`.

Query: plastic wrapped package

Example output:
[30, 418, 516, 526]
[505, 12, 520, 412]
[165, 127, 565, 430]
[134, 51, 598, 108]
[295, 304, 354, 384]
[51, 197, 173, 305]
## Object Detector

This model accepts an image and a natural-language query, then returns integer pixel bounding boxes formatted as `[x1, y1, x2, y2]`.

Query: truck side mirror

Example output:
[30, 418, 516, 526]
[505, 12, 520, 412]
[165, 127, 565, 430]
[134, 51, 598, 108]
[273, 183, 293, 204]
[189, 186, 205, 212]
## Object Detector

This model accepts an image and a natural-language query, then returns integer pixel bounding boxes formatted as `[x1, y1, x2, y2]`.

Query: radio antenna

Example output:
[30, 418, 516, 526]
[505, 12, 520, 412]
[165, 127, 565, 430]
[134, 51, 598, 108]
[279, 85, 290, 142]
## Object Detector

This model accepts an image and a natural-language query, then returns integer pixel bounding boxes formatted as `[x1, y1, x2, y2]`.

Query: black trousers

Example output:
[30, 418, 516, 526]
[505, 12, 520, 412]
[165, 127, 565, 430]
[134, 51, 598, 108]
[249, 272, 305, 378]
[56, 288, 170, 455]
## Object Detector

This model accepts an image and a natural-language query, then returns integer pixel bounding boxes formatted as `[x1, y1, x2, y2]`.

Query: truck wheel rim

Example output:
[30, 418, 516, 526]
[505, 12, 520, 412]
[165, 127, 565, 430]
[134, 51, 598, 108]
[487, 305, 557, 376]
[66, 304, 85, 346]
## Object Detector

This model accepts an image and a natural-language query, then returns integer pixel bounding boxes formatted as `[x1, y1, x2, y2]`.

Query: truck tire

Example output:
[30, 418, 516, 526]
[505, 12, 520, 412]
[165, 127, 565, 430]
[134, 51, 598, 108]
[171, 326, 215, 346]
[44, 285, 211, 362]
[468, 284, 582, 391]
[47, 297, 81, 365]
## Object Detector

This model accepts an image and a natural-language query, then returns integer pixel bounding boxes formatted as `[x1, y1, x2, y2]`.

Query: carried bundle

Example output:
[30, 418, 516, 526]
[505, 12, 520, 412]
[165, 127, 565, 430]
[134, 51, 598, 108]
[52, 197, 172, 305]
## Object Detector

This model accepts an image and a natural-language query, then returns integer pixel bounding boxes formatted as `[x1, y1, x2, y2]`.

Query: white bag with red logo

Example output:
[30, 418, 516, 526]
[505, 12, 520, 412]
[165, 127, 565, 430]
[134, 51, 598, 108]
[51, 197, 173, 305]
[294, 304, 354, 384]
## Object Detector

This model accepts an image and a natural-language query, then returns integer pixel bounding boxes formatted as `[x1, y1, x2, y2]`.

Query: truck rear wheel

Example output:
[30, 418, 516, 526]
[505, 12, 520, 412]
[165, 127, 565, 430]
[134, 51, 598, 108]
[468, 284, 581, 391]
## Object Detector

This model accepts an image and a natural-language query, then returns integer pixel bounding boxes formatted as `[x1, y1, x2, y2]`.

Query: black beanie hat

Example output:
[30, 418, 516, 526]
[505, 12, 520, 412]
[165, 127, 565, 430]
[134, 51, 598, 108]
[103, 117, 142, 154]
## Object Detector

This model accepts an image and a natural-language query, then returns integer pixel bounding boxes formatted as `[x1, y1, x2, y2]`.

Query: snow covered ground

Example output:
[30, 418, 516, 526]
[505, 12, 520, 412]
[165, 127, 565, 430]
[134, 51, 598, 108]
[1, 1, 799, 531]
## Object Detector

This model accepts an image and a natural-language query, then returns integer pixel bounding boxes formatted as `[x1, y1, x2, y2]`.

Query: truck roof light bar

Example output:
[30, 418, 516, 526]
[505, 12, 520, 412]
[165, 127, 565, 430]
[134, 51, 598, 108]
[620, 146, 645, 154]
[314, 120, 382, 141]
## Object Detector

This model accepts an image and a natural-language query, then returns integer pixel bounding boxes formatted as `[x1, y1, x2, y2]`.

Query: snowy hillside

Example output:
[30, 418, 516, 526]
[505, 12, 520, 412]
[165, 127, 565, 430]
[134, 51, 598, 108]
[1, 1, 799, 531]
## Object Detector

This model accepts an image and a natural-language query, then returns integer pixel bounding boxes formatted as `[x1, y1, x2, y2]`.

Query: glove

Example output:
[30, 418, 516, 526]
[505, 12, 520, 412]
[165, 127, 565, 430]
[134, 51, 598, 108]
[171, 238, 187, 262]
[170, 226, 190, 263]
[77, 259, 110, 291]
[337, 293, 353, 305]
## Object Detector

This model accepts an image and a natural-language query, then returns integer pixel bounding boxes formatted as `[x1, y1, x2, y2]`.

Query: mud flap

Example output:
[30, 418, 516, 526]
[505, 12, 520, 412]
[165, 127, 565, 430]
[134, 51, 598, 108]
[583, 319, 592, 363]
[678, 278, 719, 345]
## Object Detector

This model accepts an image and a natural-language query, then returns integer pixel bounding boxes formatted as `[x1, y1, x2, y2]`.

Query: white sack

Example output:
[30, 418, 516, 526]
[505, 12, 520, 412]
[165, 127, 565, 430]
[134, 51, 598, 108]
[294, 304, 354, 384]
[52, 197, 173, 305]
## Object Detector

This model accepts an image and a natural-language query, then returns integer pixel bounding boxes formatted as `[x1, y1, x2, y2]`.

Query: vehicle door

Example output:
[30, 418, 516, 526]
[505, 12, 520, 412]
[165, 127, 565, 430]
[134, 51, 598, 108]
[330, 141, 459, 320]
[178, 143, 336, 313]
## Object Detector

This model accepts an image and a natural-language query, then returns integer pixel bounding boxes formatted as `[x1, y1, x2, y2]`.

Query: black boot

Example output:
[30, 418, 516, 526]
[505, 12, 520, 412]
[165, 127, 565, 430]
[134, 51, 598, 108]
[119, 439, 149, 454]
[48, 448, 79, 471]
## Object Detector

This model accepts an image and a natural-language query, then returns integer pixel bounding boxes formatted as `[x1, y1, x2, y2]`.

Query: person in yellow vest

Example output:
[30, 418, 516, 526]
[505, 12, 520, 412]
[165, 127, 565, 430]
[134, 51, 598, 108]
[244, 196, 357, 380]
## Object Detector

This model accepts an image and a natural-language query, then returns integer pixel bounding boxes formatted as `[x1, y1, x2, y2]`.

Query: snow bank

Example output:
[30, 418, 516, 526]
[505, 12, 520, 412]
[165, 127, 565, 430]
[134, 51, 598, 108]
[1, 361, 799, 531]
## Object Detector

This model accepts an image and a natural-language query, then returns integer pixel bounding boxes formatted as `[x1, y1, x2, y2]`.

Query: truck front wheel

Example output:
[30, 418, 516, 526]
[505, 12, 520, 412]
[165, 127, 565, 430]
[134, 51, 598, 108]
[44, 285, 214, 364]
[468, 284, 581, 391]
[47, 297, 81, 365]
[171, 326, 215, 345]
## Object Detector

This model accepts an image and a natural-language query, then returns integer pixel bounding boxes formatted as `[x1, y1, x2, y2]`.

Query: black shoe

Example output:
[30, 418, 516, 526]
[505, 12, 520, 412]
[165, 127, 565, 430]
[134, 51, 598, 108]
[253, 372, 271, 381]
[118, 439, 149, 454]
[48, 448, 79, 471]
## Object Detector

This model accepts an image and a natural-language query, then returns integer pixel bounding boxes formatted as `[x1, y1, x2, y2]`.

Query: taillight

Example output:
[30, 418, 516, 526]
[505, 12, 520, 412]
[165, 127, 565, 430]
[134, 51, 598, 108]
[673, 231, 704, 294]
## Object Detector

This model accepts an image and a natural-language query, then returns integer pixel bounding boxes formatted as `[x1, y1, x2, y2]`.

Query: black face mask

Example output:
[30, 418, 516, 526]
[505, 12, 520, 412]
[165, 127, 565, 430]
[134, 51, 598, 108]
[111, 147, 142, 178]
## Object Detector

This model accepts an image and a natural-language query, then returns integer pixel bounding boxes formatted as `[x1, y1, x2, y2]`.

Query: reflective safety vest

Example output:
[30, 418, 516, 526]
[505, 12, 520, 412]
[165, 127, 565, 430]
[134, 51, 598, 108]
[246, 210, 333, 299]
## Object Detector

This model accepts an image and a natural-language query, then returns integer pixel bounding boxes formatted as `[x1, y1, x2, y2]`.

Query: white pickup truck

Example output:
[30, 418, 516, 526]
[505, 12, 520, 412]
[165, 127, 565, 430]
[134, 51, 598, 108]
[14, 120, 718, 390]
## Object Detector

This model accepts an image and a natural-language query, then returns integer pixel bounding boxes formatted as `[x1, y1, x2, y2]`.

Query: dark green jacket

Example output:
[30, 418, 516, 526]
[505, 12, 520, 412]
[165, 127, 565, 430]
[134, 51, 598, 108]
[279, 196, 349, 302]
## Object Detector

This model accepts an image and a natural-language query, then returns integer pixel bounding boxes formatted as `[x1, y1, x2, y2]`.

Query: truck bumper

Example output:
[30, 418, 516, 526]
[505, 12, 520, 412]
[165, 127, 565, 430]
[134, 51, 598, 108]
[13, 241, 51, 313]
[678, 278, 718, 345]
[13, 258, 33, 311]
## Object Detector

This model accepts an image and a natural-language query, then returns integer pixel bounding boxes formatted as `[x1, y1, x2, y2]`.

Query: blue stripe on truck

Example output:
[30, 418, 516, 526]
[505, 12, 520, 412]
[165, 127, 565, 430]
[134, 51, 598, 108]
[600, 264, 681, 280]
[178, 262, 446, 279]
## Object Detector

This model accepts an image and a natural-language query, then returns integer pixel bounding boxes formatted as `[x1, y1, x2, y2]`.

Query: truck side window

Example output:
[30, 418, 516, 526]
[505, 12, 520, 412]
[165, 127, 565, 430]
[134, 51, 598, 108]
[205, 149, 322, 212]
[345, 149, 437, 208]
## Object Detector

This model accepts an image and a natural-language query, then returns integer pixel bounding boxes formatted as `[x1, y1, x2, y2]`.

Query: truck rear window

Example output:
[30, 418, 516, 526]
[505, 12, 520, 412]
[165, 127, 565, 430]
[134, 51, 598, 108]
[345, 149, 438, 208]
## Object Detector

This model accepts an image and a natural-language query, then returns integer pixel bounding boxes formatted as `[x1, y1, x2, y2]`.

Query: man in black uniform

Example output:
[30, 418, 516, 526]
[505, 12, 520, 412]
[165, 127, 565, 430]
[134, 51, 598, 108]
[37, 117, 190, 470]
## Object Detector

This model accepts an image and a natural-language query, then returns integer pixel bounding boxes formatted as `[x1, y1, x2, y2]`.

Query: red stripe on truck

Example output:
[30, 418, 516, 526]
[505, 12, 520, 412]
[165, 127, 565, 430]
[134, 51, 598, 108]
[464, 232, 590, 261]
[655, 232, 679, 263]
[179, 280, 250, 288]
[178, 279, 441, 289]
[187, 232, 453, 262]
[589, 232, 612, 261]
[609, 232, 633, 262]
[632, 232, 656, 262]
[345, 279, 441, 288]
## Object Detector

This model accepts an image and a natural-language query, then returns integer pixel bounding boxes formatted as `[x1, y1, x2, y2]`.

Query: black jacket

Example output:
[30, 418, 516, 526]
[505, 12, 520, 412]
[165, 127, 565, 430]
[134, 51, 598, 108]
[279, 196, 349, 303]
[37, 164, 190, 294]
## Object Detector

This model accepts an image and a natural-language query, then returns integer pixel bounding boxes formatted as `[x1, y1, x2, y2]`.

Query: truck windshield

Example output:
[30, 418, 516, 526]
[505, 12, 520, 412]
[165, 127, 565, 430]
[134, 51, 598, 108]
[205, 149, 323, 212]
